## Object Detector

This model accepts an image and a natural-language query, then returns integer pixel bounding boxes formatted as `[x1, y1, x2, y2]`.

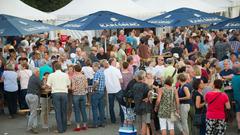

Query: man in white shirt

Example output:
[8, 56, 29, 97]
[47, 63, 70, 133]
[103, 58, 124, 123]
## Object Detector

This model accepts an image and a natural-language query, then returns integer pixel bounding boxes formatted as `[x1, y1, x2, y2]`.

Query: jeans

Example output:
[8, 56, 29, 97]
[108, 93, 124, 123]
[52, 93, 68, 133]
[4, 91, 17, 116]
[177, 104, 190, 135]
[19, 89, 28, 109]
[91, 92, 105, 126]
[199, 114, 206, 135]
[25, 94, 38, 130]
[72, 95, 87, 124]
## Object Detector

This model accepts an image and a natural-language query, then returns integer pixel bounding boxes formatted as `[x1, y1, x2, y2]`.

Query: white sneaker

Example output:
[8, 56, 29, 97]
[42, 124, 49, 129]
[67, 121, 71, 126]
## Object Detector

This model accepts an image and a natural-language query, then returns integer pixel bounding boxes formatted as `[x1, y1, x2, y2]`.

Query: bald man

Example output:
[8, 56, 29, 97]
[97, 47, 109, 60]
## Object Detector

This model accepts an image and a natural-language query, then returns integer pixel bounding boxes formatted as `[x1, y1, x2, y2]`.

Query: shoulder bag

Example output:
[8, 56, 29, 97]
[170, 88, 180, 122]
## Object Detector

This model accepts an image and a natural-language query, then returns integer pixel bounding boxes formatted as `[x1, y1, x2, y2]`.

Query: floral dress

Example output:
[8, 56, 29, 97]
[158, 87, 176, 119]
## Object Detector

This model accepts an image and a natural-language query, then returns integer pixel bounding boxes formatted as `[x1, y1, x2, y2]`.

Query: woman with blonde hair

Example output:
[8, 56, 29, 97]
[17, 62, 32, 109]
[176, 73, 191, 135]
[193, 65, 202, 78]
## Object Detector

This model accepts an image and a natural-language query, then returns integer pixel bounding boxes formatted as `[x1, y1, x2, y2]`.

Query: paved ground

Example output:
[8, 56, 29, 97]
[0, 108, 239, 135]
[0, 113, 120, 135]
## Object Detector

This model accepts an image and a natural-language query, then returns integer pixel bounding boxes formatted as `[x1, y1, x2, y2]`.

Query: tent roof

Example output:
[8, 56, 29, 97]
[146, 8, 227, 27]
[0, 0, 57, 21]
[134, 0, 227, 13]
[59, 11, 157, 30]
[208, 16, 240, 30]
[51, 0, 158, 21]
[0, 14, 60, 36]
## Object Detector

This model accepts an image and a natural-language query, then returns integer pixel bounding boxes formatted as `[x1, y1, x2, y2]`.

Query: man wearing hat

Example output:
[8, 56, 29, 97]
[163, 58, 177, 85]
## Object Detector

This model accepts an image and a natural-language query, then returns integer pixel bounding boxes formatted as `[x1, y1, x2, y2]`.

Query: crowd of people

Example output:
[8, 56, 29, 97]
[0, 27, 240, 135]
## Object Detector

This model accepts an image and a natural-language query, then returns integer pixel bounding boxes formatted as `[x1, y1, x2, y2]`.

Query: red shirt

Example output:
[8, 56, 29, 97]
[201, 68, 209, 80]
[126, 47, 132, 56]
[205, 92, 229, 120]
[60, 35, 68, 42]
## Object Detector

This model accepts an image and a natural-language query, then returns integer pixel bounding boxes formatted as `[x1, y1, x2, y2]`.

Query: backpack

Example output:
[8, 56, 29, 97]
[123, 79, 137, 108]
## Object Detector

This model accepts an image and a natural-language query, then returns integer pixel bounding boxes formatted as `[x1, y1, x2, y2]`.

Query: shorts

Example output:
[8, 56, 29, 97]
[159, 118, 174, 130]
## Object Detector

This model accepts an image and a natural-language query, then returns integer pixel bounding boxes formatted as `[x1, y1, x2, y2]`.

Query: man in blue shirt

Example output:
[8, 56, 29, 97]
[90, 61, 106, 128]
[126, 32, 137, 49]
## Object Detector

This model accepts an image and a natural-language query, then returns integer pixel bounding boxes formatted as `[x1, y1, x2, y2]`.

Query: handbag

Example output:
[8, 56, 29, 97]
[193, 113, 202, 126]
[193, 110, 206, 126]
[170, 88, 180, 122]
[225, 108, 234, 123]
[225, 100, 236, 123]
[170, 111, 180, 122]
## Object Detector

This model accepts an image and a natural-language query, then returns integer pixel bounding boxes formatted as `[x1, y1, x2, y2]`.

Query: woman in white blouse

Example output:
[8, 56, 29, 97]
[17, 62, 32, 109]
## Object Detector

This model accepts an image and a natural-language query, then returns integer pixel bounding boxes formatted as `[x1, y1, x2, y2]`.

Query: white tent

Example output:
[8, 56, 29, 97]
[231, 0, 240, 18]
[0, 0, 56, 21]
[134, 0, 226, 13]
[202, 0, 232, 8]
[203, 0, 240, 18]
[51, 0, 158, 22]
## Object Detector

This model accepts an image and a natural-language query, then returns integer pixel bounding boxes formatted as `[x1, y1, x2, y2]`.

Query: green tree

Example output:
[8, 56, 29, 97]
[21, 0, 72, 12]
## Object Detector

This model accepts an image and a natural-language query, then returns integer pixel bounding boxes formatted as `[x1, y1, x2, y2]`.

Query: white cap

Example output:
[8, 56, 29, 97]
[173, 53, 179, 59]
[70, 53, 76, 59]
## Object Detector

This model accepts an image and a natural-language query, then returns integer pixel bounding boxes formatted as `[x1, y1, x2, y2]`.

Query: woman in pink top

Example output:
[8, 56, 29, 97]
[118, 30, 126, 43]
[205, 79, 230, 135]
[131, 49, 140, 71]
